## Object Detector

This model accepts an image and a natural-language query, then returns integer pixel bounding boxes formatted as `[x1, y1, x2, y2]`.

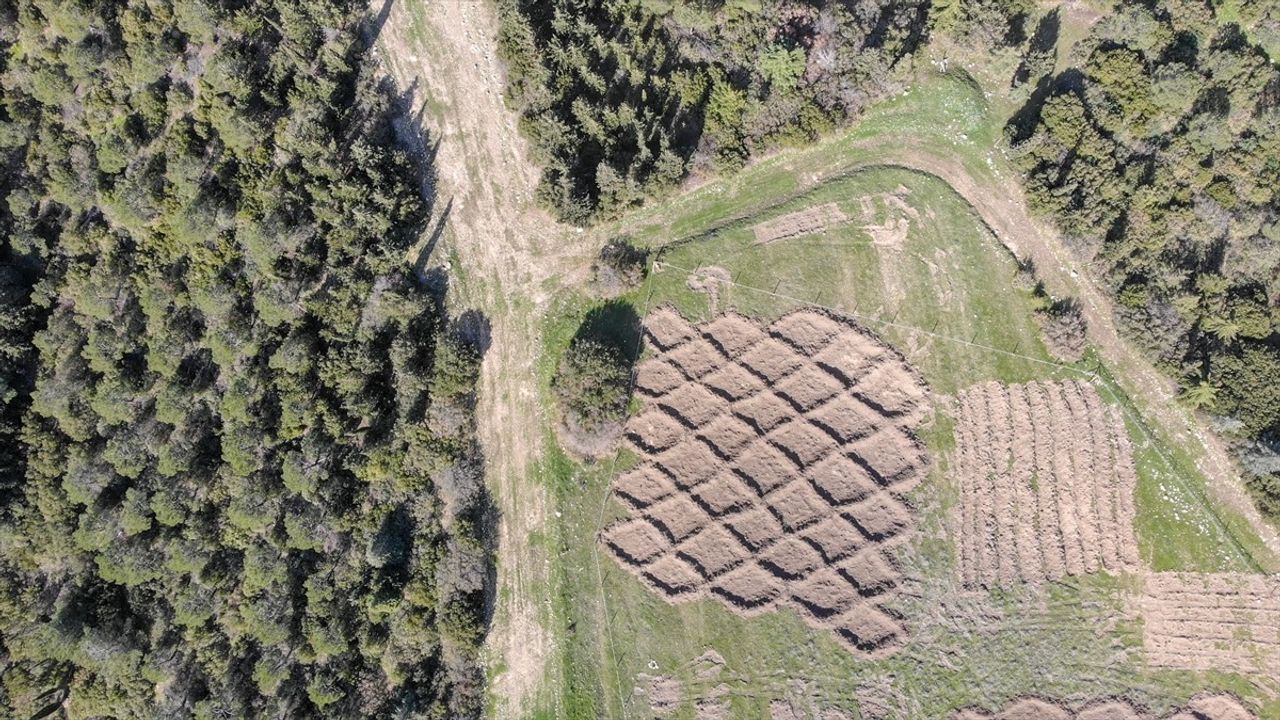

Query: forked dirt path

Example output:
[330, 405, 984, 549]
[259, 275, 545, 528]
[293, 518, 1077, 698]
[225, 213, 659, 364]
[375, 0, 595, 715]
[860, 146, 1280, 566]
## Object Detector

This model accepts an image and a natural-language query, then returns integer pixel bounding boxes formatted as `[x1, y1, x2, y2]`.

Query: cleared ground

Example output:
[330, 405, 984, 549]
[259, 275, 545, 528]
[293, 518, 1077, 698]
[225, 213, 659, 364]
[540, 75, 1279, 717]
[381, 5, 1280, 718]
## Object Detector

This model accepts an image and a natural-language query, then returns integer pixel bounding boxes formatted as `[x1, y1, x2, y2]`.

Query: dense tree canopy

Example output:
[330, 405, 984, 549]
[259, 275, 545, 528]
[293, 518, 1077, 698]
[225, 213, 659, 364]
[0, 0, 488, 717]
[497, 0, 930, 221]
[1009, 0, 1280, 516]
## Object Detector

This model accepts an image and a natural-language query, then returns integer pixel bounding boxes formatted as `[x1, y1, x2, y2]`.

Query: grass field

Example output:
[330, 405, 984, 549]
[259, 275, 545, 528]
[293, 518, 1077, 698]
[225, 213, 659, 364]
[379, 3, 1280, 718]
[521, 66, 1280, 720]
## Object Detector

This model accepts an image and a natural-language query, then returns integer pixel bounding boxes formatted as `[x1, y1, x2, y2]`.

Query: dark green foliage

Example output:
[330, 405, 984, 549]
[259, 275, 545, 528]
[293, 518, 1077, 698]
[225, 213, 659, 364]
[931, 0, 1033, 47]
[554, 300, 641, 436]
[1012, 8, 1059, 88]
[0, 6, 38, 513]
[0, 0, 488, 717]
[593, 237, 649, 295]
[555, 339, 633, 432]
[1010, 1, 1280, 517]
[1211, 346, 1280, 438]
[1233, 1, 1280, 60]
[497, 0, 929, 221]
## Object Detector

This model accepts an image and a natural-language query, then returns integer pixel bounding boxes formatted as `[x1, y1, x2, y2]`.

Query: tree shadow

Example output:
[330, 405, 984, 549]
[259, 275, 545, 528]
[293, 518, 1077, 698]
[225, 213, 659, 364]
[452, 309, 492, 357]
[414, 196, 452, 281]
[363, 0, 397, 45]
[1006, 68, 1084, 145]
[571, 299, 643, 364]
[384, 74, 453, 280]
[1012, 8, 1059, 87]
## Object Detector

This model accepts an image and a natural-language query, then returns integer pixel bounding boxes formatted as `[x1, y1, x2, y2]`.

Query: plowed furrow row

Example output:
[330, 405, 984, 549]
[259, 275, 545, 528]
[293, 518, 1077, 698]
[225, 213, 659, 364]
[1026, 382, 1066, 581]
[1044, 382, 1086, 576]
[953, 390, 983, 587]
[984, 382, 1020, 587]
[1079, 384, 1121, 570]
[1007, 384, 1042, 584]
[1060, 381, 1103, 574]
[972, 385, 1000, 586]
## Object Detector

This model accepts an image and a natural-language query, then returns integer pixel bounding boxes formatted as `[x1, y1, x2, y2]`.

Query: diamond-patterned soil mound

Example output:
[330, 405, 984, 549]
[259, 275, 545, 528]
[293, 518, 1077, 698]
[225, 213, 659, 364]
[602, 307, 931, 657]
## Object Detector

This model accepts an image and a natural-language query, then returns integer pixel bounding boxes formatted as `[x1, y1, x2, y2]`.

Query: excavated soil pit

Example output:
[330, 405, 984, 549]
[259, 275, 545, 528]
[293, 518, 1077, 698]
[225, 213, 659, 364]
[603, 307, 932, 657]
[950, 380, 1140, 589]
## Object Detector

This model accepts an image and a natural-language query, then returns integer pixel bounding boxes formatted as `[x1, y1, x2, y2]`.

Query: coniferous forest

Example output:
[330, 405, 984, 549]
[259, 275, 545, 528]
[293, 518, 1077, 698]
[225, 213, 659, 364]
[0, 1, 489, 717]
[1008, 1, 1280, 515]
[2, 0, 1280, 717]
[496, 0, 932, 222]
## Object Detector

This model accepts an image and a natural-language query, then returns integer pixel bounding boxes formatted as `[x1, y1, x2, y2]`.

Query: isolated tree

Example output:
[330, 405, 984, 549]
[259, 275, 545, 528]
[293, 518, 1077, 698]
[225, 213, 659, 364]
[554, 339, 633, 433]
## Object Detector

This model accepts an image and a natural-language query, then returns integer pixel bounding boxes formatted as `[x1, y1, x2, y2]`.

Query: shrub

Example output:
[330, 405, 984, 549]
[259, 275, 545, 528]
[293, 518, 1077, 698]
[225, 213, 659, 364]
[553, 339, 632, 433]
[592, 238, 648, 296]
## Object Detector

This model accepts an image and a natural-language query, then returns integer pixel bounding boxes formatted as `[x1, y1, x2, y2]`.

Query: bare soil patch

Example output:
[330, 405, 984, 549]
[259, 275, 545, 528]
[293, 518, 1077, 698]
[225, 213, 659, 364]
[953, 695, 1258, 720]
[688, 266, 733, 314]
[639, 674, 683, 717]
[1134, 572, 1280, 680]
[950, 380, 1140, 588]
[603, 307, 932, 657]
[752, 203, 849, 245]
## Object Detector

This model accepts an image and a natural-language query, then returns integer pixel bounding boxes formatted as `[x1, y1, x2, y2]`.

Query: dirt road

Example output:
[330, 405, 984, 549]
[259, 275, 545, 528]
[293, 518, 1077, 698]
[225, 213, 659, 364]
[869, 147, 1280, 566]
[376, 1, 595, 715]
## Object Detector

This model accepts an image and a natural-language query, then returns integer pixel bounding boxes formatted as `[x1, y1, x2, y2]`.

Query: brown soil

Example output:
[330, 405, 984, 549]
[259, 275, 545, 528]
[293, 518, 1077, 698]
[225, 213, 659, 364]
[950, 380, 1140, 588]
[602, 307, 932, 657]
[626, 410, 686, 453]
[697, 699, 732, 720]
[636, 359, 687, 397]
[1134, 572, 1280, 679]
[1077, 702, 1143, 720]
[643, 674, 683, 717]
[954, 695, 1258, 720]
[688, 266, 733, 314]
[1180, 695, 1259, 720]
[752, 202, 849, 245]
[613, 466, 677, 509]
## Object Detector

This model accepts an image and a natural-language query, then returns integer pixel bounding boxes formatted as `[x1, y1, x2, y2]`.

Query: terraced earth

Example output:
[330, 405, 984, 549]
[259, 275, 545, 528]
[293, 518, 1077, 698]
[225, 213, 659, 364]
[1134, 573, 1280, 680]
[604, 307, 930, 656]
